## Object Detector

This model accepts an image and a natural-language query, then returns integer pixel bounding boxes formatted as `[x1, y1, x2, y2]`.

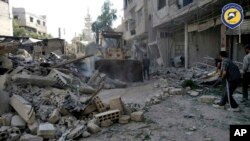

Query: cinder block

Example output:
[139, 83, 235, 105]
[93, 96, 106, 112]
[119, 115, 130, 124]
[28, 120, 39, 135]
[109, 97, 124, 113]
[94, 110, 120, 122]
[131, 111, 144, 122]
[66, 125, 86, 139]
[9, 95, 36, 124]
[37, 123, 56, 139]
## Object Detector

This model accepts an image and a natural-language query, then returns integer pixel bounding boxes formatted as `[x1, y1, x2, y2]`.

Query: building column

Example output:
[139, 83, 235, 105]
[184, 24, 188, 69]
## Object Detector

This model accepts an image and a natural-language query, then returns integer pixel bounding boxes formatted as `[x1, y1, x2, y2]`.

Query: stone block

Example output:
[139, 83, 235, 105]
[94, 110, 120, 123]
[119, 115, 130, 124]
[100, 119, 113, 127]
[109, 97, 124, 113]
[131, 111, 144, 122]
[83, 103, 97, 114]
[169, 88, 184, 95]
[37, 123, 56, 138]
[66, 125, 86, 139]
[8, 133, 20, 141]
[19, 134, 43, 141]
[198, 96, 216, 104]
[48, 109, 60, 124]
[11, 115, 26, 128]
[12, 74, 56, 87]
[87, 122, 101, 134]
[9, 95, 36, 124]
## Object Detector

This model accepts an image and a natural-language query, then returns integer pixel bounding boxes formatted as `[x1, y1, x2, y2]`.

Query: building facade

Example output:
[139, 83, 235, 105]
[12, 8, 47, 36]
[146, 0, 250, 68]
[123, 0, 148, 60]
[0, 0, 13, 36]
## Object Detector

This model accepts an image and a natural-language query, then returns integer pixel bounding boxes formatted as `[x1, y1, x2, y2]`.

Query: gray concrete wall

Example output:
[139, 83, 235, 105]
[123, 0, 148, 41]
[188, 25, 221, 67]
[0, 0, 13, 36]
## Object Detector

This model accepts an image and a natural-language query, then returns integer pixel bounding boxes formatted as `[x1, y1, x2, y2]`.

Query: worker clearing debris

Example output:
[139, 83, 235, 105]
[242, 45, 250, 103]
[212, 51, 241, 112]
[142, 54, 150, 80]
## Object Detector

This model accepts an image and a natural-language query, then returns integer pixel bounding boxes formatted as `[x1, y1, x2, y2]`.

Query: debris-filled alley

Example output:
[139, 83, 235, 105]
[1, 0, 250, 141]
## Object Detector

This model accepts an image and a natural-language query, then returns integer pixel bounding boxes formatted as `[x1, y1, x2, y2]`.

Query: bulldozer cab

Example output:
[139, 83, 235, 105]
[100, 31, 125, 60]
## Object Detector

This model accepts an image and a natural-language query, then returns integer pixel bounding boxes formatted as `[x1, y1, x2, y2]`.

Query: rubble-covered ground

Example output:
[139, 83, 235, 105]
[1, 52, 250, 141]
[87, 78, 250, 141]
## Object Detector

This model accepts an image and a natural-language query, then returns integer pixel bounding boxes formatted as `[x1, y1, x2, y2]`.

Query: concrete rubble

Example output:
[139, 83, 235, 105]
[0, 51, 144, 140]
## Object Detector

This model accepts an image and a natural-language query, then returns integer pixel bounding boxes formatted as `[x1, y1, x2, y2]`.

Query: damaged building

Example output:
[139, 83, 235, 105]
[123, 0, 250, 68]
[0, 0, 13, 36]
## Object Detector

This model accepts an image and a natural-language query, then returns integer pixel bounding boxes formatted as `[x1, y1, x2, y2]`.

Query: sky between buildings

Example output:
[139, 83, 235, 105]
[11, 0, 124, 42]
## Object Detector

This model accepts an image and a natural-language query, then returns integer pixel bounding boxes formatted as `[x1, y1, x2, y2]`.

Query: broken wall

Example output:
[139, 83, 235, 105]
[0, 0, 13, 36]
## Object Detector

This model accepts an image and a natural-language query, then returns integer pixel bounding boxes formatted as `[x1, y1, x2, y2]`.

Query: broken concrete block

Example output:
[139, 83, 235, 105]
[87, 122, 101, 134]
[198, 95, 216, 104]
[82, 131, 91, 138]
[119, 115, 130, 124]
[37, 123, 56, 138]
[48, 109, 60, 124]
[28, 120, 39, 135]
[131, 111, 144, 122]
[94, 110, 121, 123]
[12, 74, 56, 87]
[11, 115, 26, 128]
[93, 96, 106, 112]
[100, 119, 113, 127]
[0, 113, 13, 126]
[66, 125, 86, 139]
[79, 85, 95, 94]
[188, 90, 200, 96]
[169, 88, 184, 95]
[0, 90, 10, 115]
[19, 134, 43, 141]
[9, 95, 36, 124]
[83, 103, 97, 114]
[109, 97, 124, 113]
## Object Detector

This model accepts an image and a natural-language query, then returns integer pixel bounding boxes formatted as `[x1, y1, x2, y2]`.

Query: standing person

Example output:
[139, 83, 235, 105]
[242, 45, 250, 102]
[213, 51, 241, 112]
[142, 54, 150, 80]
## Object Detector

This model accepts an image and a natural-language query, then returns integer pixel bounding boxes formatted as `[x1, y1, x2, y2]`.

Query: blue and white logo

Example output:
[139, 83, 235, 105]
[221, 3, 244, 29]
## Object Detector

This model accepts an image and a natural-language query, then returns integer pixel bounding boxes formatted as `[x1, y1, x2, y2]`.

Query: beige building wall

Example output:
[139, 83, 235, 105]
[0, 0, 13, 36]
[13, 8, 47, 35]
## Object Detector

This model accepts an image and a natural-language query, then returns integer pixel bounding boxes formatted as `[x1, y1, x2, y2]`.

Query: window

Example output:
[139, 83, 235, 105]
[37, 20, 41, 25]
[183, 0, 193, 6]
[14, 16, 18, 20]
[158, 0, 166, 10]
[160, 32, 168, 38]
[43, 22, 46, 26]
[30, 17, 33, 22]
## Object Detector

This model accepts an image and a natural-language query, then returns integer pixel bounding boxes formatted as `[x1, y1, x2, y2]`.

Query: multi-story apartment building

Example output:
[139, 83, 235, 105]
[147, 0, 250, 68]
[12, 8, 47, 36]
[123, 0, 148, 60]
[0, 0, 13, 36]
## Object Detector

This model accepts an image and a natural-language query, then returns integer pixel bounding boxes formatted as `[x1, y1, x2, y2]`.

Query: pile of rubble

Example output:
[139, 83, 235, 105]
[0, 52, 142, 140]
